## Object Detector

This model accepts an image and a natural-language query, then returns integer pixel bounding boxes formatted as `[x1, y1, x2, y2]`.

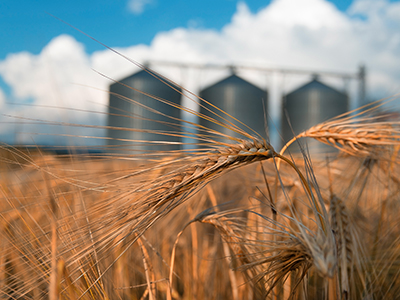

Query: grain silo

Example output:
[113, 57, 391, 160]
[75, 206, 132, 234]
[281, 75, 348, 152]
[199, 73, 268, 143]
[107, 69, 182, 153]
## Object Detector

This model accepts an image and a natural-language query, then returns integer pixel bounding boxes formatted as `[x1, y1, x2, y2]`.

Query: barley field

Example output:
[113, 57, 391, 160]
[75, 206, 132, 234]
[1, 53, 400, 300]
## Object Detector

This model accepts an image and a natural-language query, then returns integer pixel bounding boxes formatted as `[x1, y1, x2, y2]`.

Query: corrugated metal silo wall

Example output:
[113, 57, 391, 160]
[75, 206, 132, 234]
[107, 70, 182, 153]
[199, 74, 268, 145]
[281, 79, 348, 153]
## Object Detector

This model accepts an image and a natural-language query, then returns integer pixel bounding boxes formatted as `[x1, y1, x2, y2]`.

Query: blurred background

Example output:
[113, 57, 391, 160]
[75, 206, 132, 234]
[0, 0, 399, 150]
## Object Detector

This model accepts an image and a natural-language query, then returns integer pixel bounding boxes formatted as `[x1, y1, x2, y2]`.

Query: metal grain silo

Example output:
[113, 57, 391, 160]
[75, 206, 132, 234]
[107, 69, 182, 153]
[199, 73, 268, 143]
[281, 75, 348, 152]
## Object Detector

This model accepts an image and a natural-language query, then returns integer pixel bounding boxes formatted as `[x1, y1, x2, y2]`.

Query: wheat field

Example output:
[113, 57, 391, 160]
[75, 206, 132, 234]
[1, 50, 400, 300]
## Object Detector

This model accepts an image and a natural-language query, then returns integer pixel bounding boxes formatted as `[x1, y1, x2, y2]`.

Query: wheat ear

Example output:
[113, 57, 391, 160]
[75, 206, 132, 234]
[280, 99, 400, 158]
[192, 207, 334, 298]
[330, 195, 352, 296]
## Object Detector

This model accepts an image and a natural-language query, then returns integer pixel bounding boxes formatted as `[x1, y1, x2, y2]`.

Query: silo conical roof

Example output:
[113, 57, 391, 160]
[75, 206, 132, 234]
[281, 77, 348, 152]
[199, 74, 268, 143]
[107, 69, 182, 153]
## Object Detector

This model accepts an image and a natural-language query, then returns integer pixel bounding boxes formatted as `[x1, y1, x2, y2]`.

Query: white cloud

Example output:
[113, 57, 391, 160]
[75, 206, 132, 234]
[127, 0, 154, 15]
[1, 0, 400, 146]
[0, 89, 4, 108]
[0, 35, 104, 108]
[0, 35, 108, 145]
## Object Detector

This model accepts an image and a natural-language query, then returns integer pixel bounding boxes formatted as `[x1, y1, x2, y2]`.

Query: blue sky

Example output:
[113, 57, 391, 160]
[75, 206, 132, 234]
[1, 0, 400, 146]
[1, 0, 357, 59]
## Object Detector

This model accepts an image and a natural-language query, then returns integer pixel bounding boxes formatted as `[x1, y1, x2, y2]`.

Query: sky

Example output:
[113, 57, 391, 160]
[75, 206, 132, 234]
[0, 0, 355, 59]
[0, 0, 400, 146]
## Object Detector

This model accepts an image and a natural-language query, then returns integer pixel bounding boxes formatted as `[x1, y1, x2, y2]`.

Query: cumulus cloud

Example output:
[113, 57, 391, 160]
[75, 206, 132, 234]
[0, 88, 4, 108]
[1, 0, 400, 146]
[0, 35, 108, 145]
[127, 0, 154, 15]
[95, 0, 400, 96]
[0, 35, 106, 108]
